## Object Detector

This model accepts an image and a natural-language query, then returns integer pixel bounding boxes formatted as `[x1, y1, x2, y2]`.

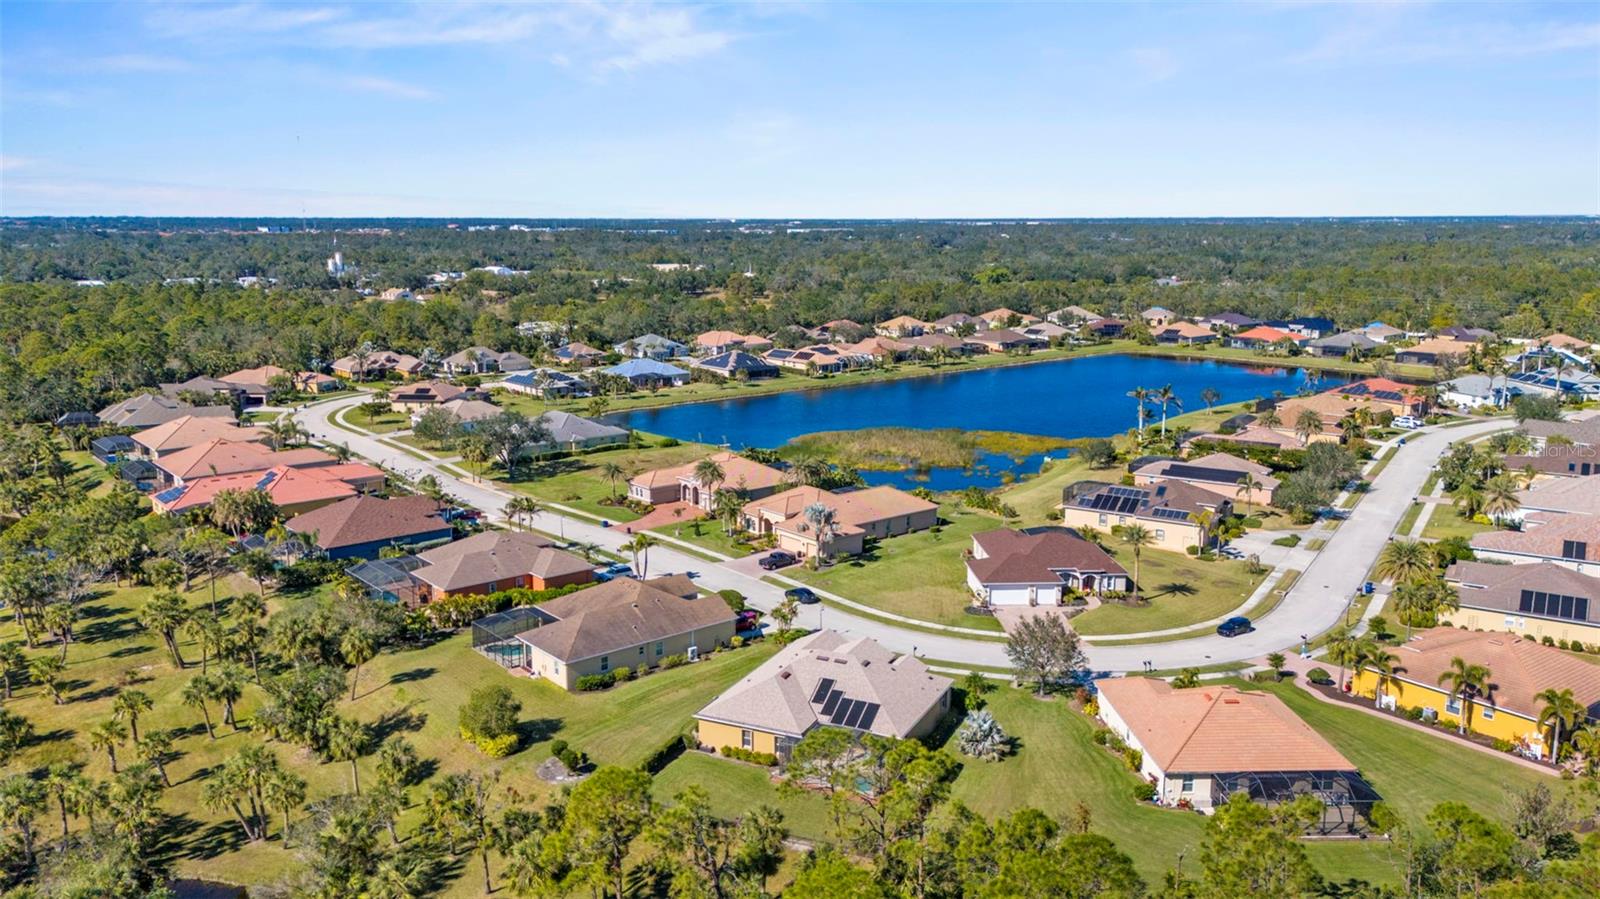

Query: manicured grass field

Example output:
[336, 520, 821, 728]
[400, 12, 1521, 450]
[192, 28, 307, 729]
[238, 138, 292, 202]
[783, 505, 1007, 630]
[996, 453, 1119, 522]
[1420, 504, 1495, 542]
[501, 439, 713, 522]
[1069, 549, 1268, 636]
[338, 405, 410, 434]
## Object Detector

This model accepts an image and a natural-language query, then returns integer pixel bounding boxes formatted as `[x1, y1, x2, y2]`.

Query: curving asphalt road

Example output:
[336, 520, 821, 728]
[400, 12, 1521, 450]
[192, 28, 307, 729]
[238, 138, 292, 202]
[292, 393, 1505, 673]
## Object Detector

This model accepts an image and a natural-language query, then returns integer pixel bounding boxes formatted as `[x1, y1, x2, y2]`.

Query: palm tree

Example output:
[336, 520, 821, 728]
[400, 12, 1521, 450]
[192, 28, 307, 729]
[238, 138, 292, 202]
[0, 775, 46, 868]
[185, 610, 224, 674]
[182, 675, 217, 739]
[503, 496, 541, 531]
[326, 716, 371, 795]
[212, 664, 245, 728]
[712, 487, 744, 535]
[112, 689, 153, 742]
[1119, 524, 1153, 595]
[1236, 474, 1265, 515]
[1573, 726, 1600, 777]
[29, 655, 66, 705]
[42, 762, 85, 836]
[1126, 387, 1150, 442]
[1257, 406, 1282, 430]
[802, 502, 840, 562]
[1293, 408, 1323, 445]
[1364, 646, 1400, 708]
[693, 458, 726, 502]
[625, 533, 660, 578]
[263, 767, 307, 845]
[43, 602, 75, 661]
[341, 629, 376, 701]
[1325, 627, 1359, 692]
[1375, 539, 1432, 586]
[88, 718, 129, 773]
[135, 730, 175, 787]
[140, 591, 189, 668]
[1437, 657, 1491, 735]
[0, 642, 23, 699]
[1154, 384, 1180, 438]
[1199, 386, 1221, 410]
[1481, 475, 1521, 522]
[1453, 482, 1485, 520]
[1536, 687, 1585, 763]
[599, 461, 626, 501]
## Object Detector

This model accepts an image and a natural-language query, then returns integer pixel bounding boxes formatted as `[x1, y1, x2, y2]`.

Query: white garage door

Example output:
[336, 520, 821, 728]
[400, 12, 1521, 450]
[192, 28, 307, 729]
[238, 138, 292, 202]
[988, 586, 1033, 606]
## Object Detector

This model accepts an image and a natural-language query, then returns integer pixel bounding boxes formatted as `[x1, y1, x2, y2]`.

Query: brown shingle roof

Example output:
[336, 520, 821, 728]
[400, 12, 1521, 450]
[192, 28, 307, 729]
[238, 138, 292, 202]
[412, 531, 586, 591]
[283, 494, 450, 550]
[155, 439, 333, 482]
[1516, 476, 1600, 516]
[1504, 446, 1600, 477]
[1472, 513, 1600, 563]
[968, 527, 1127, 586]
[1374, 627, 1600, 719]
[518, 577, 735, 663]
[695, 630, 949, 739]
[132, 416, 266, 454]
[1094, 678, 1355, 774]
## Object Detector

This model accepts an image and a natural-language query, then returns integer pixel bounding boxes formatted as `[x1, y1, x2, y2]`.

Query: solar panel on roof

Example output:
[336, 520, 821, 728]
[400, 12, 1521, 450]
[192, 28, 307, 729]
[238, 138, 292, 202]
[842, 700, 868, 728]
[856, 703, 880, 731]
[153, 486, 186, 504]
[1150, 507, 1191, 520]
[819, 690, 844, 716]
[810, 678, 836, 705]
[1162, 464, 1242, 484]
[827, 698, 855, 725]
[1107, 486, 1145, 498]
[1374, 390, 1402, 401]
[255, 470, 279, 490]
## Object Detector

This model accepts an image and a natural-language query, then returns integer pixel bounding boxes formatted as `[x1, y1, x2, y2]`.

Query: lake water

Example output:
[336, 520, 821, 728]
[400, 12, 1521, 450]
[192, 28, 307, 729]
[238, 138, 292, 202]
[615, 354, 1344, 489]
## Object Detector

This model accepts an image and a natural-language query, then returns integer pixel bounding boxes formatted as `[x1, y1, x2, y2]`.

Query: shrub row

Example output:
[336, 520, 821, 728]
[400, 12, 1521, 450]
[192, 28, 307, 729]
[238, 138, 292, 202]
[719, 745, 779, 767]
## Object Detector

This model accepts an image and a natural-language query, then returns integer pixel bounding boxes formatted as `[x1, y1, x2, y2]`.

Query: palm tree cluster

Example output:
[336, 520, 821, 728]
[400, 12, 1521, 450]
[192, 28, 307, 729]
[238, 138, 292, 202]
[1375, 539, 1461, 639]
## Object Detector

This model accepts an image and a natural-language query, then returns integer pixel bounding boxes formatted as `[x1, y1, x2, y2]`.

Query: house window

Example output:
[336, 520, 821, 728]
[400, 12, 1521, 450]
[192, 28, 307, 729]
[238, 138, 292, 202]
[1154, 529, 1166, 541]
[1481, 706, 1495, 720]
[600, 656, 610, 672]
[1445, 695, 1461, 715]
[1180, 775, 1194, 793]
[656, 641, 665, 656]
[741, 729, 754, 750]
[639, 645, 646, 656]
[1098, 513, 1108, 525]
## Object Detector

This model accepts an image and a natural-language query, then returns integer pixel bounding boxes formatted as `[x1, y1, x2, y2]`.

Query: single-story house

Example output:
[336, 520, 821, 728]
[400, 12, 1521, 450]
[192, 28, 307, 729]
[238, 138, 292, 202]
[1322, 377, 1432, 418]
[965, 527, 1129, 606]
[1228, 326, 1306, 351]
[1520, 418, 1600, 450]
[603, 359, 691, 389]
[440, 347, 533, 376]
[331, 350, 425, 380]
[900, 333, 975, 357]
[695, 630, 950, 760]
[1440, 374, 1521, 410]
[1306, 331, 1382, 358]
[1096, 678, 1371, 823]
[160, 376, 247, 406]
[153, 438, 335, 486]
[295, 371, 341, 393]
[1541, 332, 1595, 352]
[389, 380, 470, 412]
[1359, 322, 1407, 344]
[1188, 424, 1306, 451]
[1471, 512, 1598, 574]
[1059, 481, 1230, 553]
[217, 365, 294, 403]
[875, 316, 928, 338]
[553, 342, 606, 367]
[151, 462, 384, 516]
[1154, 322, 1219, 346]
[1508, 367, 1600, 400]
[694, 331, 772, 355]
[510, 576, 736, 690]
[1048, 305, 1101, 325]
[1515, 475, 1600, 523]
[527, 410, 629, 455]
[841, 336, 914, 362]
[1444, 560, 1600, 647]
[1436, 326, 1497, 343]
[763, 345, 872, 374]
[1350, 628, 1599, 760]
[1019, 321, 1070, 343]
[500, 369, 591, 399]
[930, 312, 982, 333]
[284, 494, 454, 560]
[813, 319, 865, 340]
[430, 398, 503, 429]
[1141, 307, 1176, 329]
[1268, 317, 1338, 339]
[1133, 453, 1279, 506]
[1504, 445, 1600, 479]
[978, 307, 1040, 329]
[629, 451, 786, 510]
[411, 531, 594, 601]
[90, 434, 138, 464]
[1083, 318, 1128, 338]
[740, 485, 938, 558]
[614, 334, 688, 360]
[1198, 312, 1260, 331]
[131, 416, 267, 458]
[1394, 337, 1470, 366]
[693, 351, 780, 380]
[967, 328, 1045, 353]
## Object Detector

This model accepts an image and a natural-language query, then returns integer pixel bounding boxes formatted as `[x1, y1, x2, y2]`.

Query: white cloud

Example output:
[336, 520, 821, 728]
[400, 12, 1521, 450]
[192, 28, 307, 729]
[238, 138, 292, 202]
[1291, 15, 1600, 64]
[342, 74, 437, 100]
[87, 53, 192, 73]
[0, 155, 35, 172]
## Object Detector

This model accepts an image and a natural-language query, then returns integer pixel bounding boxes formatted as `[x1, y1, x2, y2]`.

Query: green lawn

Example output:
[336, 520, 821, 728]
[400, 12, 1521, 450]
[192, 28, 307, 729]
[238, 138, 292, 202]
[996, 453, 1118, 522]
[653, 518, 755, 558]
[1421, 504, 1496, 542]
[784, 505, 1006, 630]
[338, 405, 410, 434]
[1069, 549, 1268, 636]
[500, 439, 714, 522]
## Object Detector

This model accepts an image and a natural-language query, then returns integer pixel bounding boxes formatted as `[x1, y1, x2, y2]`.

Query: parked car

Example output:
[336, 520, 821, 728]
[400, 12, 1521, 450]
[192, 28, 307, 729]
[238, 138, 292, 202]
[784, 587, 820, 605]
[759, 551, 798, 571]
[1393, 416, 1423, 430]
[594, 563, 635, 582]
[1216, 616, 1252, 637]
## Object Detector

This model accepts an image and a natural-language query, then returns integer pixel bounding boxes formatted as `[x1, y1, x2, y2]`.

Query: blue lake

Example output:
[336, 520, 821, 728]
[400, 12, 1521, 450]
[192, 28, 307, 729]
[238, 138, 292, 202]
[614, 354, 1345, 489]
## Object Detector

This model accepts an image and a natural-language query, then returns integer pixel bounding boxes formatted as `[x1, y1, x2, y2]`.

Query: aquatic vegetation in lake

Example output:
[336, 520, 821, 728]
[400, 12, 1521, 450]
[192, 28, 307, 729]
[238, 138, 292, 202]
[783, 428, 1069, 472]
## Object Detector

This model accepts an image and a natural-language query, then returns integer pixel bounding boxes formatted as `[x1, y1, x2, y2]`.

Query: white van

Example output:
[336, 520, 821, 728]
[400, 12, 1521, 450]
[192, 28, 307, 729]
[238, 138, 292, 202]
[1393, 416, 1423, 430]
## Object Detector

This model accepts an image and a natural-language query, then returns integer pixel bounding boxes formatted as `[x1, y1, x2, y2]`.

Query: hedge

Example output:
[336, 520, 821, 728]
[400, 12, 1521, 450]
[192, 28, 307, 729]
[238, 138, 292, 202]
[640, 733, 693, 774]
[719, 745, 778, 767]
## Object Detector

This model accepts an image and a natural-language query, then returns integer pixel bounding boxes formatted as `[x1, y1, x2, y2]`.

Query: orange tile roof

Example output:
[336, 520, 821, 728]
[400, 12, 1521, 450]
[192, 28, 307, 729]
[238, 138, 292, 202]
[155, 439, 334, 482]
[1232, 325, 1304, 344]
[154, 463, 382, 514]
[1374, 628, 1600, 719]
[1095, 678, 1354, 774]
[631, 451, 786, 493]
[132, 416, 267, 454]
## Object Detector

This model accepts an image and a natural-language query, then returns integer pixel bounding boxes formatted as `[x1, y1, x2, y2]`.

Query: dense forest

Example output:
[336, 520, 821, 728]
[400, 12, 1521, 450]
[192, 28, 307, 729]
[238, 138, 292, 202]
[1, 217, 1596, 423]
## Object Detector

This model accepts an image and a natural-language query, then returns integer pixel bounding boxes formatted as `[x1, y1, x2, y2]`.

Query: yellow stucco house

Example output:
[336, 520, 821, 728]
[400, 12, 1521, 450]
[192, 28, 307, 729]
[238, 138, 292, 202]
[695, 630, 951, 760]
[1350, 627, 1600, 759]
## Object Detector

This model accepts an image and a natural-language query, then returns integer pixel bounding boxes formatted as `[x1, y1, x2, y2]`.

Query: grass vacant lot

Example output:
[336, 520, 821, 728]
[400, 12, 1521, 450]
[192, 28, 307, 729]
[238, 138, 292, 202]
[1, 574, 776, 894]
[1070, 549, 1268, 636]
[996, 452, 1119, 521]
[785, 505, 1006, 630]
[501, 438, 713, 522]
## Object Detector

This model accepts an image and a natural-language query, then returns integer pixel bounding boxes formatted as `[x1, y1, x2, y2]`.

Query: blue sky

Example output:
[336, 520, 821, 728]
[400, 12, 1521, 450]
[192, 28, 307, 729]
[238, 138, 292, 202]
[2, 1, 1596, 216]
